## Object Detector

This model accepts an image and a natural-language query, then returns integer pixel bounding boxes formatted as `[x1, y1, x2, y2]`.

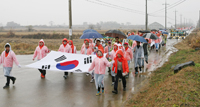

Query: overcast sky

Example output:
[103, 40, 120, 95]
[0, 0, 199, 27]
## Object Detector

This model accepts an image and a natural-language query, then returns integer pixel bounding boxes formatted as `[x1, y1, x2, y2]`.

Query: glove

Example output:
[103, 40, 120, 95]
[122, 72, 127, 77]
[111, 60, 115, 64]
[18, 65, 22, 68]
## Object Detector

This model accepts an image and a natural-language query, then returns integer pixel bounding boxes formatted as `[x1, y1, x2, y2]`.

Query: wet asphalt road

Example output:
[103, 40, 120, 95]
[0, 39, 178, 107]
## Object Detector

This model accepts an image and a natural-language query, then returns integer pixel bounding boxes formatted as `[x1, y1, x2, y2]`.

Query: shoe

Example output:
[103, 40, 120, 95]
[3, 85, 9, 89]
[86, 73, 89, 76]
[123, 87, 126, 91]
[112, 82, 115, 86]
[96, 91, 101, 96]
[90, 79, 94, 83]
[135, 72, 138, 75]
[41, 74, 45, 78]
[112, 90, 118, 94]
[119, 79, 121, 82]
[13, 77, 16, 84]
[146, 60, 148, 64]
[156, 50, 158, 52]
[102, 90, 104, 94]
[63, 75, 68, 79]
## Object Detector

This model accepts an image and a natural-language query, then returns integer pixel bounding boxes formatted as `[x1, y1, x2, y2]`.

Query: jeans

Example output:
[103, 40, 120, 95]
[155, 43, 159, 50]
[142, 55, 148, 67]
[94, 74, 105, 89]
[6, 76, 15, 86]
[114, 70, 126, 91]
[127, 60, 130, 67]
[111, 64, 115, 77]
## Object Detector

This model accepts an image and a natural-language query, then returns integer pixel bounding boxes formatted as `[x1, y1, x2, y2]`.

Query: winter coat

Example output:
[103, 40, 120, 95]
[33, 39, 50, 60]
[112, 50, 129, 73]
[88, 49, 111, 74]
[0, 43, 19, 67]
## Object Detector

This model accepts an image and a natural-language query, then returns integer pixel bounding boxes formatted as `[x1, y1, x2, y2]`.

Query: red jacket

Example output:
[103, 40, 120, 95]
[112, 50, 129, 73]
[95, 44, 104, 53]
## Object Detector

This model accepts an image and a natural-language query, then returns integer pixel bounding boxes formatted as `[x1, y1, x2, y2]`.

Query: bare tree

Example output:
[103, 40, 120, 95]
[96, 23, 101, 30]
[49, 21, 54, 27]
[88, 24, 95, 29]
[0, 27, 4, 32]
[126, 22, 131, 26]
[26, 25, 34, 32]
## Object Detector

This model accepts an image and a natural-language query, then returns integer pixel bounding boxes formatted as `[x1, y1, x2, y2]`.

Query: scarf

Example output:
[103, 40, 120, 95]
[5, 51, 9, 57]
[39, 45, 43, 49]
[125, 47, 128, 51]
[69, 40, 74, 53]
[63, 44, 67, 47]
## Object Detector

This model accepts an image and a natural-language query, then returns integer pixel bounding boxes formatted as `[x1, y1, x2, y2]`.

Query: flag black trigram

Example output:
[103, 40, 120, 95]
[55, 55, 67, 62]
[84, 56, 92, 64]
[42, 65, 51, 69]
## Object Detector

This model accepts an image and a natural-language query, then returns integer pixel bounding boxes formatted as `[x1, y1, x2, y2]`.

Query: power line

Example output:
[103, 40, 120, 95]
[150, 0, 184, 14]
[85, 0, 145, 15]
[85, 0, 180, 23]
[166, 0, 186, 10]
[95, 0, 145, 14]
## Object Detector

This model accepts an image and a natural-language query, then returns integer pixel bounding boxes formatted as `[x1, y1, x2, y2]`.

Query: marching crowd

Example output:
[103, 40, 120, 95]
[0, 30, 166, 96]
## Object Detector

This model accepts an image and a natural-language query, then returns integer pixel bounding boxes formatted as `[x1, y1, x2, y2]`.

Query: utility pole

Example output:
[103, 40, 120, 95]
[69, 0, 72, 40]
[180, 14, 182, 28]
[145, 0, 148, 30]
[184, 17, 185, 28]
[199, 10, 200, 28]
[174, 10, 177, 29]
[163, 0, 169, 30]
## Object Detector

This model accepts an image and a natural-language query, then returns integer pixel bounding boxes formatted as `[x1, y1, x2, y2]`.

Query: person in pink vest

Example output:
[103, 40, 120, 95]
[110, 43, 118, 85]
[81, 39, 89, 52]
[69, 40, 77, 54]
[88, 49, 111, 96]
[104, 41, 112, 74]
[0, 43, 21, 89]
[155, 33, 160, 52]
[58, 38, 71, 79]
[81, 42, 93, 77]
[123, 42, 133, 78]
[89, 39, 95, 52]
[132, 40, 137, 49]
[33, 39, 50, 78]
[81, 42, 92, 55]
[58, 38, 71, 53]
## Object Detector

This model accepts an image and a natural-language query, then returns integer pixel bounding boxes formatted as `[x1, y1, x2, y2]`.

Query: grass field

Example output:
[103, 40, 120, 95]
[125, 30, 200, 107]
[0, 38, 83, 54]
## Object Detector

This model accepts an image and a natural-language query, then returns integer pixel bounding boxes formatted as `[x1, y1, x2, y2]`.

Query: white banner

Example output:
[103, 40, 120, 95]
[26, 51, 98, 73]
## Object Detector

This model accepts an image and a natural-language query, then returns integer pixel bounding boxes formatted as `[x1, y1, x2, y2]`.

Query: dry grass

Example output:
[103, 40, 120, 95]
[0, 29, 108, 36]
[0, 38, 83, 54]
[125, 29, 200, 107]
